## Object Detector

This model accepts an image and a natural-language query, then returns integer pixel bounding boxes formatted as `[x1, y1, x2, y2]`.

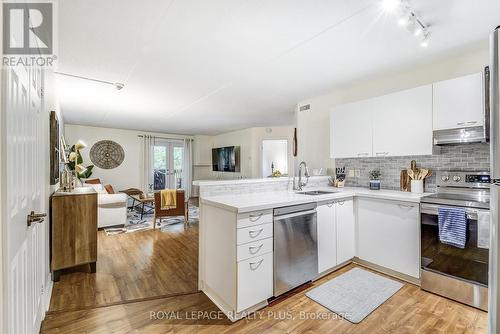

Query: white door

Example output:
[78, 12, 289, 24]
[317, 202, 336, 273]
[2, 64, 49, 334]
[372, 85, 433, 156]
[153, 140, 184, 190]
[433, 72, 484, 130]
[330, 101, 372, 158]
[336, 199, 355, 264]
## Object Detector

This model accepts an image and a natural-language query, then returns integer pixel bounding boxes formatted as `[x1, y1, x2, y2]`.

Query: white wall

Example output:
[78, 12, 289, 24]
[193, 126, 294, 180]
[296, 46, 490, 172]
[64, 124, 190, 191]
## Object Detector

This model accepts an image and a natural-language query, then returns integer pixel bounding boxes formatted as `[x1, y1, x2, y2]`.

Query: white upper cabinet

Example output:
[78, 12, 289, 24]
[433, 72, 484, 130]
[331, 85, 432, 158]
[372, 85, 433, 156]
[193, 135, 213, 165]
[330, 100, 373, 158]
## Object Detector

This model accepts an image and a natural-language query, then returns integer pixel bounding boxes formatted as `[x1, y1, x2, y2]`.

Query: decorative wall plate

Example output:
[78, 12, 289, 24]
[90, 140, 125, 169]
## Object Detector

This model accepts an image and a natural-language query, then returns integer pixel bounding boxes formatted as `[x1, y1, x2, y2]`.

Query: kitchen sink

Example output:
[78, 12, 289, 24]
[297, 190, 338, 195]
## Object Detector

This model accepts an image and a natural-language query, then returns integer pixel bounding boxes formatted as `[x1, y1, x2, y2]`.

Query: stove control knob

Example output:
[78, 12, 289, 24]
[453, 175, 461, 182]
[441, 175, 449, 182]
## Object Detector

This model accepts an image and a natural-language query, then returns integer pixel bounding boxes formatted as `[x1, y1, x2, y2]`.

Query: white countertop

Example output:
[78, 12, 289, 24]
[201, 187, 431, 213]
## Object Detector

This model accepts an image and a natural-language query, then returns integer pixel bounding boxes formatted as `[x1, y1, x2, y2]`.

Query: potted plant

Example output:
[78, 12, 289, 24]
[369, 169, 381, 190]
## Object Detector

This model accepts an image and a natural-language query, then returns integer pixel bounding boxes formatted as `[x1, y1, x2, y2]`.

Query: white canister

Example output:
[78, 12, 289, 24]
[411, 180, 424, 194]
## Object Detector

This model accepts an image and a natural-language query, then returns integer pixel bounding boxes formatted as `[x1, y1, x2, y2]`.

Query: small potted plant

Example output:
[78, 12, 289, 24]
[369, 169, 381, 190]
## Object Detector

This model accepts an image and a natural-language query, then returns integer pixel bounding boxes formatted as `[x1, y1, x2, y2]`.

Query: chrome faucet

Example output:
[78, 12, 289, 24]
[294, 161, 310, 191]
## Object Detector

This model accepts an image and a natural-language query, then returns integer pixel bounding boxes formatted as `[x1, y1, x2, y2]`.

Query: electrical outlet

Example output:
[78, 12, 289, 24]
[348, 169, 355, 177]
[355, 169, 361, 177]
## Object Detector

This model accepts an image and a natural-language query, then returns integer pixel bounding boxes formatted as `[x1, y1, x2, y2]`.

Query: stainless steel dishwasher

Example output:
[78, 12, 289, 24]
[273, 202, 318, 296]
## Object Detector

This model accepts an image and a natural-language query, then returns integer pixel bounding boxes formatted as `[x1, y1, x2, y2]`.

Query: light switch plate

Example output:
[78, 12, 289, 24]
[355, 170, 361, 177]
[348, 169, 355, 177]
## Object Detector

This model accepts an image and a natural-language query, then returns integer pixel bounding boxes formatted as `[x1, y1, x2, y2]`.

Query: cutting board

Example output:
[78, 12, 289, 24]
[400, 169, 411, 192]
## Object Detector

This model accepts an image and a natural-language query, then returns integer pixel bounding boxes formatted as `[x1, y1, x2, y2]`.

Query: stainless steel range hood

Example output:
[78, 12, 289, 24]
[434, 126, 488, 145]
[434, 67, 490, 146]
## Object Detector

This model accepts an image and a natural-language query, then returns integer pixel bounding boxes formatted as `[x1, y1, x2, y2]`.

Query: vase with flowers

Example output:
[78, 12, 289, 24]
[62, 140, 94, 189]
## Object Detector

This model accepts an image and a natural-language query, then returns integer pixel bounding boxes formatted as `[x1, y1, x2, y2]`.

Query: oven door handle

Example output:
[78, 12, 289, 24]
[420, 204, 483, 220]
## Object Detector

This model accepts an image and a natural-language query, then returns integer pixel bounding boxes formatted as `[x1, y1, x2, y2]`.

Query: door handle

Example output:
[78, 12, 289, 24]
[27, 211, 46, 227]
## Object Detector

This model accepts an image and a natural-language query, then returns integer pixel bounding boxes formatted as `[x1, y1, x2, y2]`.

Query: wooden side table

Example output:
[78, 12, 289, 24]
[130, 194, 155, 219]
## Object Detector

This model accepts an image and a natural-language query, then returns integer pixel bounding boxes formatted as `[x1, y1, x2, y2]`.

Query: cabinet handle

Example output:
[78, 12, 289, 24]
[456, 122, 466, 126]
[249, 259, 264, 270]
[398, 204, 414, 209]
[357, 152, 369, 157]
[375, 152, 389, 156]
[337, 200, 345, 206]
[327, 202, 335, 207]
[248, 228, 264, 238]
[249, 213, 263, 222]
[467, 121, 478, 125]
[249, 244, 264, 254]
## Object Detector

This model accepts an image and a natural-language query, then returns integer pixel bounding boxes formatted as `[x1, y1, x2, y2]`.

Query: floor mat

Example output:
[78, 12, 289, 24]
[306, 267, 403, 324]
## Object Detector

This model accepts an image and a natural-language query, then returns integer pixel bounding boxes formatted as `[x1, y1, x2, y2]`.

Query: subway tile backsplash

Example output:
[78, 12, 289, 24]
[335, 143, 490, 192]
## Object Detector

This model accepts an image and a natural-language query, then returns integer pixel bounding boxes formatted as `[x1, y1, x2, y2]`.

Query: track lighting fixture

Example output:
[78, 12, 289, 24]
[381, 0, 431, 48]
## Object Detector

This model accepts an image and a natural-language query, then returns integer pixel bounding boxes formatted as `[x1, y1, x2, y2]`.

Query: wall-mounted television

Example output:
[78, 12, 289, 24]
[212, 146, 240, 172]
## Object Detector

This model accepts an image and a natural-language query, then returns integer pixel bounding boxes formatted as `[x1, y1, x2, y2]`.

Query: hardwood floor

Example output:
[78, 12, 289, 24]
[48, 222, 199, 313]
[42, 264, 487, 333]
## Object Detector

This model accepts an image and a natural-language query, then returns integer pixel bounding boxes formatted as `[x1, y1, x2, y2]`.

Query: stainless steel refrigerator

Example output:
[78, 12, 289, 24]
[490, 26, 500, 334]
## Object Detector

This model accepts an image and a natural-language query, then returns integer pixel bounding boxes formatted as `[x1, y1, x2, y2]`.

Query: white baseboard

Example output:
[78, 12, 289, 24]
[34, 274, 53, 333]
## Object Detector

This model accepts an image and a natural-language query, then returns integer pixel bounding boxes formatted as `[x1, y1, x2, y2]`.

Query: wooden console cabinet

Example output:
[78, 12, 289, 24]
[51, 188, 98, 281]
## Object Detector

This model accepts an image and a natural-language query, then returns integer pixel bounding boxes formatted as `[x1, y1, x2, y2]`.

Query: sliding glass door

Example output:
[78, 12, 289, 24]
[153, 140, 184, 190]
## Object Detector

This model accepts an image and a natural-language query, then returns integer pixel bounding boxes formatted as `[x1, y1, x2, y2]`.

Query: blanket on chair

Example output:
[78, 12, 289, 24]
[160, 189, 177, 210]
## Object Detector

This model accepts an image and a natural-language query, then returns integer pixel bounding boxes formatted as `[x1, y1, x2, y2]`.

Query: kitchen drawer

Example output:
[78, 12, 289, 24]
[237, 210, 273, 228]
[237, 237, 273, 262]
[237, 223, 273, 245]
[237, 252, 273, 312]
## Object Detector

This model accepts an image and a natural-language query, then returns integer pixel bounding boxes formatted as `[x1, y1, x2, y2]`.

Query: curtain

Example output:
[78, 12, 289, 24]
[140, 135, 155, 193]
[183, 138, 193, 201]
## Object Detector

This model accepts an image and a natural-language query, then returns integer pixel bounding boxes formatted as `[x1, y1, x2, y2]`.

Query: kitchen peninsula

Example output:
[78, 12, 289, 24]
[197, 177, 430, 321]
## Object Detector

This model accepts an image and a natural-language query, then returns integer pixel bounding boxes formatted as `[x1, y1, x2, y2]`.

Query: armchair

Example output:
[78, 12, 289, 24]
[154, 190, 188, 228]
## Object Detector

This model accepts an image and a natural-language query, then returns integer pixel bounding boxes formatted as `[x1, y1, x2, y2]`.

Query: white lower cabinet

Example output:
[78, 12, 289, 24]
[336, 199, 356, 264]
[317, 202, 337, 273]
[357, 198, 420, 278]
[237, 252, 273, 312]
[317, 198, 355, 274]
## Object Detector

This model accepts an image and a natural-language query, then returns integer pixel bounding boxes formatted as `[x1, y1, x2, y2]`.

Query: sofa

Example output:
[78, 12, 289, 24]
[84, 181, 128, 228]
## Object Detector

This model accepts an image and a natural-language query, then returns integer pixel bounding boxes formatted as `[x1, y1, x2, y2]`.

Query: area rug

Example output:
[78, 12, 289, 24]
[306, 267, 403, 324]
[104, 205, 199, 236]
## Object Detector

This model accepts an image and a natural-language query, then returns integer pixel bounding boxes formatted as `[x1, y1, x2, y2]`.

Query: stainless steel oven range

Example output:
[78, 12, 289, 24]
[420, 171, 490, 311]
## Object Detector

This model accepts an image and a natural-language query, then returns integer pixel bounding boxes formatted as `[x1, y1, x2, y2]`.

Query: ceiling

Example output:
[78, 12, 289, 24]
[57, 0, 500, 135]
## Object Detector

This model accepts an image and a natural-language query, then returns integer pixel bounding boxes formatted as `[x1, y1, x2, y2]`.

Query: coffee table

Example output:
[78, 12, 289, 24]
[130, 194, 155, 219]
